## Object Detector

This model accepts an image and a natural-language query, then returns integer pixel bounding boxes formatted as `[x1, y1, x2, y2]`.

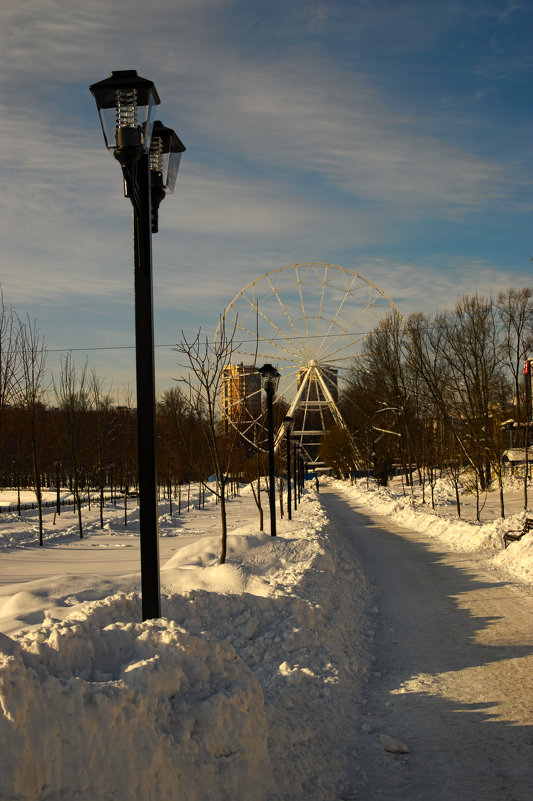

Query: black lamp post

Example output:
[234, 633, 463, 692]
[293, 441, 298, 511]
[259, 364, 280, 536]
[295, 444, 302, 503]
[283, 416, 293, 521]
[90, 71, 185, 621]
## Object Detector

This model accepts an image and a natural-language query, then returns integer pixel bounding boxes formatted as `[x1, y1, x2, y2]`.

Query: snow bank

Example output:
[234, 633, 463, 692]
[492, 532, 533, 584]
[0, 608, 271, 801]
[0, 492, 369, 801]
[330, 478, 533, 584]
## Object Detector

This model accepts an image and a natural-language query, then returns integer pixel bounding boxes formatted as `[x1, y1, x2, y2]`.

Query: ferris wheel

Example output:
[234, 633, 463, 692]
[218, 263, 400, 466]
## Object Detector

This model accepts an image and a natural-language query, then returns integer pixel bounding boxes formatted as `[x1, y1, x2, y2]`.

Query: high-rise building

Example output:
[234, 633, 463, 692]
[221, 363, 262, 431]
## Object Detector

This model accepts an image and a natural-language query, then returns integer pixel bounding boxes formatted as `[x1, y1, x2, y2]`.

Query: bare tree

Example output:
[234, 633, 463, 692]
[176, 320, 239, 565]
[408, 299, 510, 518]
[0, 290, 19, 491]
[89, 370, 114, 528]
[14, 315, 48, 544]
[157, 386, 190, 514]
[496, 287, 533, 508]
[496, 288, 533, 424]
[441, 296, 509, 516]
[341, 311, 412, 486]
[54, 353, 88, 538]
[319, 425, 358, 479]
[0, 288, 18, 425]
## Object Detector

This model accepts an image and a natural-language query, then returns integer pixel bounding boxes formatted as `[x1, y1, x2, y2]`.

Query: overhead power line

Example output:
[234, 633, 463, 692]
[45, 330, 371, 354]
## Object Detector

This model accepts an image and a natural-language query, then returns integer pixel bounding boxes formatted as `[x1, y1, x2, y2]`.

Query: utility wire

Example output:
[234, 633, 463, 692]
[45, 330, 368, 354]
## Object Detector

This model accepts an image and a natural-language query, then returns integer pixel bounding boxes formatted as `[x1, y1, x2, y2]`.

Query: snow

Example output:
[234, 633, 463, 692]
[328, 475, 533, 585]
[0, 477, 531, 800]
[0, 488, 371, 801]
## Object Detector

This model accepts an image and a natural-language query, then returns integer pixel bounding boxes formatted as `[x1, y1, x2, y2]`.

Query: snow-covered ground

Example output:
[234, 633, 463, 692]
[329, 474, 533, 585]
[0, 486, 372, 801]
[0, 476, 531, 800]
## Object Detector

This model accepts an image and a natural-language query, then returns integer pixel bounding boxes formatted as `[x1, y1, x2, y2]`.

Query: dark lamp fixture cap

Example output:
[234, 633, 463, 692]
[152, 120, 186, 154]
[258, 363, 280, 378]
[90, 70, 161, 108]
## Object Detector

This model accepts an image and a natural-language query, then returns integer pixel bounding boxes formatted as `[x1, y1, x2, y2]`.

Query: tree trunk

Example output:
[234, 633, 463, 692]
[219, 479, 227, 564]
[32, 447, 43, 547]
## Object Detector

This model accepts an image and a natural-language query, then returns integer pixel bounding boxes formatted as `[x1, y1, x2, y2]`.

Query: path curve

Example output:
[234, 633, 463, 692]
[321, 486, 533, 801]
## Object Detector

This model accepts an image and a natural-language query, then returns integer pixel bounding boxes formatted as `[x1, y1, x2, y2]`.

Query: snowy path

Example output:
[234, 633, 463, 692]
[322, 487, 533, 801]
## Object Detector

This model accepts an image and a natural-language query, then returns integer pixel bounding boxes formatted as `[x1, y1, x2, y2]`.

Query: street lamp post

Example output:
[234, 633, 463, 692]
[293, 442, 298, 511]
[259, 364, 280, 537]
[283, 416, 293, 521]
[295, 444, 302, 503]
[524, 358, 532, 509]
[90, 71, 185, 621]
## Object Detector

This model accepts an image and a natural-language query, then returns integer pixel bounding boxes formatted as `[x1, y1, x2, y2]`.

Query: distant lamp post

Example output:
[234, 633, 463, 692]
[259, 364, 280, 536]
[90, 70, 185, 621]
[295, 444, 302, 503]
[293, 442, 298, 511]
[283, 416, 294, 521]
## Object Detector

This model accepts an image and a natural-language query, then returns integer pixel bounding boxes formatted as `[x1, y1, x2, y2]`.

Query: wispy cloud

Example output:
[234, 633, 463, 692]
[176, 53, 513, 211]
[353, 256, 533, 315]
[1, 0, 532, 390]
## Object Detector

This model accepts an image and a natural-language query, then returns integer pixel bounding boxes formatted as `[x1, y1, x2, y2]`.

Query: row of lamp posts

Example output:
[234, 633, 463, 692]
[257, 365, 305, 537]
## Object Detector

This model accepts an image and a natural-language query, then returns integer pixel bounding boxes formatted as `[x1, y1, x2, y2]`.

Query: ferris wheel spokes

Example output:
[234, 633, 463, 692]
[218, 263, 400, 466]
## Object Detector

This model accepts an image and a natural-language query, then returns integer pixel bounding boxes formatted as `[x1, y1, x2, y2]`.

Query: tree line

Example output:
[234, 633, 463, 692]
[0, 291, 236, 543]
[5, 284, 531, 548]
[0, 290, 289, 563]
[321, 287, 533, 519]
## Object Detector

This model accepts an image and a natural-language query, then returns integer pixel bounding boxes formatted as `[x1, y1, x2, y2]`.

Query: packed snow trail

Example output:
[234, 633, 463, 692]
[321, 486, 533, 801]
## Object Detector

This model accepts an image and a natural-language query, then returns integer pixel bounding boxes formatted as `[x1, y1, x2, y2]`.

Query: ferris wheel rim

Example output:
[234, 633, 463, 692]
[217, 263, 402, 371]
[221, 262, 402, 322]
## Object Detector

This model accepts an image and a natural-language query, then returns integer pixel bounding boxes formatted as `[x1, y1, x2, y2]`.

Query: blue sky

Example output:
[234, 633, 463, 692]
[1, 0, 532, 396]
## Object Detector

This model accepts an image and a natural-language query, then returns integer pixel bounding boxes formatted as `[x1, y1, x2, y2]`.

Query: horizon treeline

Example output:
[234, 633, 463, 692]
[0, 289, 222, 542]
[321, 287, 533, 520]
[2, 286, 533, 531]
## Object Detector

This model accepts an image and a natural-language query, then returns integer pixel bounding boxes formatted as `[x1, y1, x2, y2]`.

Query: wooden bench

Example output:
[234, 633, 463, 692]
[503, 518, 533, 549]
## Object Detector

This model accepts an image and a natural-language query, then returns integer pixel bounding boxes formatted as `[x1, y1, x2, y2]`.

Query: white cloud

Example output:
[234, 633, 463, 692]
[351, 256, 533, 316]
[180, 55, 514, 211]
[1, 0, 531, 391]
[2, 0, 519, 217]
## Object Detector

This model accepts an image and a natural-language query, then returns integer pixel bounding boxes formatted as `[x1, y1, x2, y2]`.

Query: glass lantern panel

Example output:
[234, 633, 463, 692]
[163, 151, 182, 193]
[97, 95, 157, 154]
